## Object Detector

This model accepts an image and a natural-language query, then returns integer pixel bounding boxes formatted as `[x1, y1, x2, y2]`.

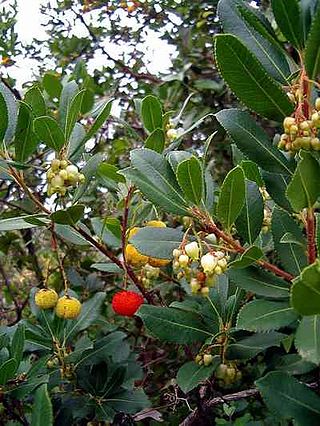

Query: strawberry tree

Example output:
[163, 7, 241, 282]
[1, 0, 320, 424]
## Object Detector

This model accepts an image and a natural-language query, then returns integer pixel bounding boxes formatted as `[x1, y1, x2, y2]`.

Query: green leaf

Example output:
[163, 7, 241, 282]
[240, 160, 264, 187]
[73, 153, 103, 202]
[0, 215, 49, 231]
[137, 305, 214, 344]
[272, 207, 307, 276]
[216, 109, 294, 175]
[0, 92, 8, 142]
[14, 101, 38, 162]
[85, 99, 113, 142]
[145, 128, 165, 153]
[301, 0, 318, 42]
[0, 358, 17, 385]
[177, 359, 219, 393]
[305, 4, 320, 79]
[0, 82, 18, 143]
[237, 300, 298, 332]
[43, 72, 62, 98]
[31, 384, 53, 426]
[176, 156, 203, 205]
[217, 0, 291, 83]
[59, 80, 78, 130]
[24, 86, 46, 117]
[130, 227, 184, 259]
[122, 148, 189, 216]
[97, 163, 126, 188]
[33, 116, 65, 151]
[262, 171, 293, 211]
[67, 123, 86, 160]
[286, 151, 320, 211]
[227, 332, 286, 360]
[64, 89, 85, 141]
[65, 292, 106, 340]
[228, 266, 290, 298]
[236, 180, 263, 244]
[10, 324, 25, 366]
[273, 353, 316, 375]
[295, 315, 320, 364]
[272, 0, 303, 48]
[216, 166, 245, 230]
[256, 371, 320, 425]
[55, 224, 89, 246]
[291, 261, 320, 315]
[214, 35, 293, 120]
[51, 205, 85, 225]
[141, 95, 163, 132]
[229, 246, 263, 269]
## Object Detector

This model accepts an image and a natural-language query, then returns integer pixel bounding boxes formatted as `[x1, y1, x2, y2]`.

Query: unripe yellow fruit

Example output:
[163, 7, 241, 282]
[35, 288, 59, 309]
[55, 296, 81, 319]
[146, 220, 166, 228]
[125, 243, 149, 266]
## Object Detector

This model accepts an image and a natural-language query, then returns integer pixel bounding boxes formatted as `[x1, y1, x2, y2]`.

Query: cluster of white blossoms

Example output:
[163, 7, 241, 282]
[172, 240, 228, 296]
[46, 158, 85, 196]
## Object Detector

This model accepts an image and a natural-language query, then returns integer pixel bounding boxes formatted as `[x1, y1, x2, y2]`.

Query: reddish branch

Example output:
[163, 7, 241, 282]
[306, 208, 317, 264]
[194, 209, 294, 282]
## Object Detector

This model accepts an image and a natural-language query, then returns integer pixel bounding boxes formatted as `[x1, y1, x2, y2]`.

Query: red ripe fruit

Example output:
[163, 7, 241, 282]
[112, 290, 144, 317]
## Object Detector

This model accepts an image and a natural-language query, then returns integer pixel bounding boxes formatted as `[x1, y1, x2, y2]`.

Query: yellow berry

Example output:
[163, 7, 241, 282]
[145, 220, 166, 228]
[35, 288, 58, 309]
[125, 244, 148, 266]
[55, 296, 81, 319]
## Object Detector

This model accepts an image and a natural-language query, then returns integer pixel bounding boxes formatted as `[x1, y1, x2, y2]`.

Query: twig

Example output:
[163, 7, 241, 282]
[306, 208, 317, 264]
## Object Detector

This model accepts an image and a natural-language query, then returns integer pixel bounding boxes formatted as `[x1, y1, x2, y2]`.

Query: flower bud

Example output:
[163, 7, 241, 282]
[283, 117, 295, 130]
[217, 258, 227, 270]
[51, 159, 60, 171]
[51, 175, 64, 189]
[200, 253, 217, 273]
[178, 254, 189, 268]
[184, 241, 200, 260]
[214, 266, 223, 275]
[203, 353, 213, 366]
[190, 278, 200, 293]
[166, 128, 177, 141]
[60, 160, 68, 169]
[316, 98, 320, 111]
[78, 173, 85, 183]
[215, 251, 225, 259]
[201, 286, 210, 296]
[172, 249, 182, 258]
[206, 233, 217, 244]
[59, 169, 68, 180]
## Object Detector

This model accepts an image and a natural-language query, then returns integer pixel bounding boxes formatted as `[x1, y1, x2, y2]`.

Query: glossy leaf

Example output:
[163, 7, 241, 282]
[217, 0, 291, 83]
[176, 156, 203, 205]
[240, 160, 264, 187]
[228, 266, 290, 299]
[291, 261, 320, 315]
[305, 4, 320, 79]
[216, 109, 294, 175]
[24, 86, 46, 117]
[236, 180, 264, 244]
[85, 99, 113, 141]
[272, 0, 303, 48]
[10, 324, 25, 366]
[145, 128, 165, 153]
[15, 102, 38, 162]
[137, 305, 214, 344]
[0, 358, 17, 385]
[123, 148, 189, 215]
[216, 166, 245, 230]
[295, 315, 320, 364]
[64, 89, 85, 141]
[237, 300, 298, 332]
[31, 384, 53, 426]
[43, 72, 62, 98]
[141, 95, 163, 132]
[0, 92, 8, 142]
[256, 371, 320, 425]
[177, 359, 219, 393]
[262, 171, 293, 211]
[33, 116, 65, 151]
[286, 151, 320, 211]
[73, 153, 104, 202]
[130, 227, 183, 259]
[51, 205, 85, 225]
[0, 215, 49, 231]
[272, 207, 307, 276]
[0, 81, 18, 143]
[229, 246, 263, 269]
[227, 332, 286, 360]
[214, 35, 294, 120]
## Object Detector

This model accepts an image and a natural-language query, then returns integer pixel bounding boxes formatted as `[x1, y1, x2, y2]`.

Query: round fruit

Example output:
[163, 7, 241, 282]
[125, 244, 149, 266]
[112, 290, 144, 316]
[35, 288, 58, 309]
[55, 296, 82, 319]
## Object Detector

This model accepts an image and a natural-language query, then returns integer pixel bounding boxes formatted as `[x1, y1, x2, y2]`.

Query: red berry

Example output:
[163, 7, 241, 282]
[112, 290, 144, 317]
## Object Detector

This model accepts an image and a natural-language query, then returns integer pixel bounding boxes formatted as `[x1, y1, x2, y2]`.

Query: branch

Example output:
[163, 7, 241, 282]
[306, 208, 317, 264]
[180, 382, 319, 426]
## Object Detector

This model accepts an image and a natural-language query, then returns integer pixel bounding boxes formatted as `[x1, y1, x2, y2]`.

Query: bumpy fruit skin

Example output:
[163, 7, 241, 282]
[112, 290, 144, 316]
[55, 296, 81, 319]
[35, 289, 59, 309]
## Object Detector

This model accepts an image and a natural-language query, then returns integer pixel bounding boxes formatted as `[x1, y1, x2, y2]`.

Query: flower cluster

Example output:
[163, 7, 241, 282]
[172, 241, 228, 296]
[46, 158, 85, 196]
[278, 97, 320, 153]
